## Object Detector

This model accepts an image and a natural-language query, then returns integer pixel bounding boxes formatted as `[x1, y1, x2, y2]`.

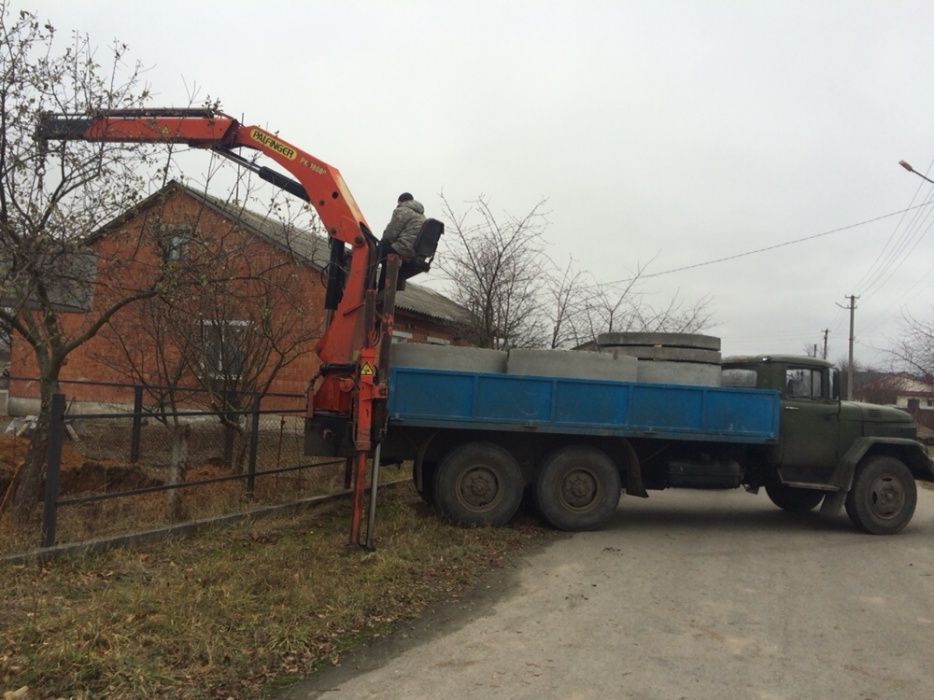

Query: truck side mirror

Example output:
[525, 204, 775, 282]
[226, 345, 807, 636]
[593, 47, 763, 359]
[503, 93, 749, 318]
[832, 369, 841, 400]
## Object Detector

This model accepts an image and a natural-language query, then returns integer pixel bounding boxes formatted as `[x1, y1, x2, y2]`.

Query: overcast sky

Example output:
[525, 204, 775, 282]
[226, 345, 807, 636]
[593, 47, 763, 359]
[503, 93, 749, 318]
[19, 0, 934, 365]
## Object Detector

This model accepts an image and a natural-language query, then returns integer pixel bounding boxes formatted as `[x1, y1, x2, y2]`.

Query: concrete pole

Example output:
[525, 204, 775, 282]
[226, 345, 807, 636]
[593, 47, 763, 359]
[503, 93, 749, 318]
[822, 328, 829, 361]
[846, 296, 857, 400]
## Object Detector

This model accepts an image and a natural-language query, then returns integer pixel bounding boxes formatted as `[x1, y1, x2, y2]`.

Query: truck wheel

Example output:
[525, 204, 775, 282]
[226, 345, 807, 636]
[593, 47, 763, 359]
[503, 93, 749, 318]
[433, 443, 523, 527]
[845, 456, 917, 535]
[765, 483, 825, 513]
[534, 446, 621, 531]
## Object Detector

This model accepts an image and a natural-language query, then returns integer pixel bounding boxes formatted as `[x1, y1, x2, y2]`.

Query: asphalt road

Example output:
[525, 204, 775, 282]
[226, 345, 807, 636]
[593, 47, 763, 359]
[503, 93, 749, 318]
[281, 487, 934, 700]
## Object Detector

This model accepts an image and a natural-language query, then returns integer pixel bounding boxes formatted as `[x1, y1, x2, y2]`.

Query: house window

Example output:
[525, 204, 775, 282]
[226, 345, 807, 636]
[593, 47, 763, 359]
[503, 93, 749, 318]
[164, 234, 188, 262]
[156, 224, 192, 262]
[200, 320, 249, 377]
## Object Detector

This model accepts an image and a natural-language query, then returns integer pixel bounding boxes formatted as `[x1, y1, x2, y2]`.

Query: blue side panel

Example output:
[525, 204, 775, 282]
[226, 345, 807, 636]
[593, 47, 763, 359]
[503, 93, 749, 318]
[701, 389, 779, 435]
[391, 371, 475, 419]
[629, 384, 701, 431]
[475, 375, 552, 422]
[553, 381, 630, 426]
[388, 367, 780, 444]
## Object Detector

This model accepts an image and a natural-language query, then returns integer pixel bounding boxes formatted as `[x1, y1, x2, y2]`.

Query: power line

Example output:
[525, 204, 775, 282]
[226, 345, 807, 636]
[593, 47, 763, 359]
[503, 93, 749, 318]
[860, 189, 934, 298]
[607, 201, 934, 286]
[852, 157, 934, 293]
[899, 259, 934, 298]
[858, 194, 932, 294]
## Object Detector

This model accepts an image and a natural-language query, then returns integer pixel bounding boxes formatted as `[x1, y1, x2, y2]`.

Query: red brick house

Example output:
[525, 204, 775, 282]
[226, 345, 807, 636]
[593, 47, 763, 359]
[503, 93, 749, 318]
[7, 181, 469, 413]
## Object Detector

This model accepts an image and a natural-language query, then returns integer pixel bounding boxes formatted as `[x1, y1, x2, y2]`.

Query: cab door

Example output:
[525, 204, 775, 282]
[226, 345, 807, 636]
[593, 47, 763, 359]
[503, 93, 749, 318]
[778, 366, 840, 481]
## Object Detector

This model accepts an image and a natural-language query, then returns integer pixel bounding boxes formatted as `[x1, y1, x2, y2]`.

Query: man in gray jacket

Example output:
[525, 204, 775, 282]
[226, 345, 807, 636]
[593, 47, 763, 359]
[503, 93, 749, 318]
[380, 192, 426, 259]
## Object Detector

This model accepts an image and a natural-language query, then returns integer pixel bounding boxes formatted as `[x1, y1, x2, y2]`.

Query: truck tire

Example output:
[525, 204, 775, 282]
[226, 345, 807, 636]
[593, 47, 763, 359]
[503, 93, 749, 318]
[765, 483, 825, 513]
[433, 442, 523, 527]
[845, 456, 917, 535]
[534, 446, 621, 531]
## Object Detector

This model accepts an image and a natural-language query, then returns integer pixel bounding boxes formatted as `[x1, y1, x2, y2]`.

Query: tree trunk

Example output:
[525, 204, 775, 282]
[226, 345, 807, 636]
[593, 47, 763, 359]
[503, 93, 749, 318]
[8, 374, 58, 525]
[233, 424, 248, 475]
[167, 422, 191, 522]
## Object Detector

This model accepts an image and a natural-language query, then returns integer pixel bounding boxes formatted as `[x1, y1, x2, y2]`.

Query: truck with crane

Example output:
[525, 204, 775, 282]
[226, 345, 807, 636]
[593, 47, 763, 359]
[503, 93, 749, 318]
[37, 108, 934, 543]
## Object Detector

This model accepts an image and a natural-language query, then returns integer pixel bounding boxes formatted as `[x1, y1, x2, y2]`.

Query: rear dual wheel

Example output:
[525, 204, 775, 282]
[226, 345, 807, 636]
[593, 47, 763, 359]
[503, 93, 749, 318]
[433, 442, 524, 527]
[534, 446, 621, 531]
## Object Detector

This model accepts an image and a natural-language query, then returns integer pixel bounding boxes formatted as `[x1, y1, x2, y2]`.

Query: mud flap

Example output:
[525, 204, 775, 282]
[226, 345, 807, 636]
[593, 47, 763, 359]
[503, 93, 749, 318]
[820, 489, 846, 516]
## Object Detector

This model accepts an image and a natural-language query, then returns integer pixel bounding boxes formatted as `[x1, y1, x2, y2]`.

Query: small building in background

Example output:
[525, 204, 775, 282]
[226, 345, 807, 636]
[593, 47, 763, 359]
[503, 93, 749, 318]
[855, 372, 934, 434]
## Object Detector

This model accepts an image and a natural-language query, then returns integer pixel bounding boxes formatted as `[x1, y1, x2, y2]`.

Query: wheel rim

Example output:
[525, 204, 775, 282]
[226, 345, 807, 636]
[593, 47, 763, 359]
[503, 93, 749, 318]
[457, 465, 500, 511]
[561, 468, 599, 510]
[867, 473, 906, 521]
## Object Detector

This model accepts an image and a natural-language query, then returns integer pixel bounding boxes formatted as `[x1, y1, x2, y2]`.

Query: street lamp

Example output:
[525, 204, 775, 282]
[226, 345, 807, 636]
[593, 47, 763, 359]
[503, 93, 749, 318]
[899, 159, 934, 185]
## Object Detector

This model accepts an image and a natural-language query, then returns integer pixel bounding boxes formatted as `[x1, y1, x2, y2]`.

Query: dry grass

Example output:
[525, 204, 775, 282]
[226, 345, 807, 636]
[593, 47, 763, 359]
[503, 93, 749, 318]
[0, 485, 545, 698]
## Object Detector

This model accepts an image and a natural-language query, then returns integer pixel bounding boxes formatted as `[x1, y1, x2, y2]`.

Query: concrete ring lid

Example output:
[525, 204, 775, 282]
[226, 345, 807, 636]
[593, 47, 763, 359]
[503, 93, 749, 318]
[596, 332, 721, 351]
[609, 346, 721, 364]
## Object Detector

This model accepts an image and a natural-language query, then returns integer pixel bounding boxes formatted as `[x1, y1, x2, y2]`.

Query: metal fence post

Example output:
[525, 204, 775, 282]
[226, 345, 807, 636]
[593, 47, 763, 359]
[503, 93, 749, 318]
[222, 388, 236, 469]
[246, 395, 260, 498]
[41, 393, 66, 548]
[129, 385, 143, 463]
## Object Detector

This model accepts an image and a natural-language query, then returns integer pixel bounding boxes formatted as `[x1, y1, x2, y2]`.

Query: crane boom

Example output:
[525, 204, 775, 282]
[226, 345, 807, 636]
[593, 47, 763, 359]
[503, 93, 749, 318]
[38, 109, 370, 245]
[39, 108, 398, 545]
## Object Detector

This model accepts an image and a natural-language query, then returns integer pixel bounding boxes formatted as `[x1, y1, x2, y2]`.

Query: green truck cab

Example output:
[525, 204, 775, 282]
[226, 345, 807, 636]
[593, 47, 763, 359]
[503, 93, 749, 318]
[723, 355, 934, 534]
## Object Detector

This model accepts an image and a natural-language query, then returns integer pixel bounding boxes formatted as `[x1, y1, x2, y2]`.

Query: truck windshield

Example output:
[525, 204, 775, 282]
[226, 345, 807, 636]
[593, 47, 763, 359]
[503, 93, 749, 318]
[785, 368, 823, 399]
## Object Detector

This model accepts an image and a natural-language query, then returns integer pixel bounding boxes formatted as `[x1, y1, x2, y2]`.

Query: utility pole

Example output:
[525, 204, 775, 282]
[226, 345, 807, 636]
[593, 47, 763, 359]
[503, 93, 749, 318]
[836, 296, 858, 400]
[821, 328, 829, 360]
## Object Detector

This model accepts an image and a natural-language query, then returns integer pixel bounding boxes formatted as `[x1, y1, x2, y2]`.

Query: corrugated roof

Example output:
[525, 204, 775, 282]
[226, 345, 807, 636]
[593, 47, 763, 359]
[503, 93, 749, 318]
[171, 182, 470, 325]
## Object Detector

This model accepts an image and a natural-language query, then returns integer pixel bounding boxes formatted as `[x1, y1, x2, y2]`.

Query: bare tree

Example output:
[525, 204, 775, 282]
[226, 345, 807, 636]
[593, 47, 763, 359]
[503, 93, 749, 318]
[581, 265, 646, 342]
[891, 310, 934, 381]
[100, 273, 200, 521]
[585, 280, 712, 342]
[0, 6, 168, 524]
[542, 257, 592, 349]
[438, 195, 549, 349]
[177, 206, 319, 472]
[97, 184, 320, 506]
[0, 307, 9, 352]
[438, 195, 713, 351]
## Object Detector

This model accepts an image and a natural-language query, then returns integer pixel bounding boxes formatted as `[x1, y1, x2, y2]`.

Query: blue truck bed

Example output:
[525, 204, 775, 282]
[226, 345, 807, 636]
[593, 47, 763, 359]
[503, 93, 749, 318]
[388, 367, 780, 444]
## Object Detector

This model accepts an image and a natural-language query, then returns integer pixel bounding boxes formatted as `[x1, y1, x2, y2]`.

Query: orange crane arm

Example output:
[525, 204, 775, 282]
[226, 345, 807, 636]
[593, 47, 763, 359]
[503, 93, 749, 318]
[39, 109, 370, 245]
[39, 107, 403, 547]
[38, 108, 377, 363]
